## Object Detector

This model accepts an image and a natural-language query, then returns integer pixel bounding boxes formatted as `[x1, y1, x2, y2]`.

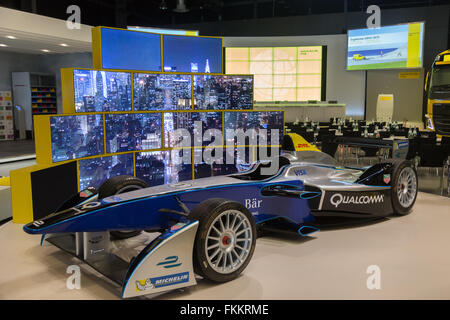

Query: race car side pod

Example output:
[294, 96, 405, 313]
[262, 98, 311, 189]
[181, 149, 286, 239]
[121, 221, 199, 298]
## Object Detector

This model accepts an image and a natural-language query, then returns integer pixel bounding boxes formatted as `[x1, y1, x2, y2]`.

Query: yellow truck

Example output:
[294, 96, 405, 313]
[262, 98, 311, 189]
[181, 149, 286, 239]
[352, 53, 366, 61]
[425, 50, 450, 136]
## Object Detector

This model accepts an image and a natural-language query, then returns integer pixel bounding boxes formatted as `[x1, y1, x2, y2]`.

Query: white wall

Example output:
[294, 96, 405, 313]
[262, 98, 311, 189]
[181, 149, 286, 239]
[366, 68, 425, 122]
[0, 51, 40, 92]
[223, 34, 366, 119]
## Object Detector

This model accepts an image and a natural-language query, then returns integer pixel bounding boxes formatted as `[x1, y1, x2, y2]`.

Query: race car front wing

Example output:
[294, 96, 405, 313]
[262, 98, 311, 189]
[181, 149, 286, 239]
[45, 221, 199, 298]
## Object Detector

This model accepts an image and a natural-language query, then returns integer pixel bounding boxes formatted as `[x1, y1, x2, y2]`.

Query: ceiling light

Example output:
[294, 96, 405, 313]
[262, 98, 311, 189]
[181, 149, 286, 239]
[41, 49, 50, 53]
[6, 35, 17, 39]
[60, 43, 69, 47]
[0, 44, 8, 47]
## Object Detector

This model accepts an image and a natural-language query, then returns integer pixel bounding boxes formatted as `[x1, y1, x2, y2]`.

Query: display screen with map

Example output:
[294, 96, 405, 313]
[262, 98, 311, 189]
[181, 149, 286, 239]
[51, 115, 104, 162]
[163, 35, 222, 73]
[105, 113, 162, 153]
[347, 22, 424, 70]
[78, 154, 134, 190]
[225, 46, 325, 102]
[193, 74, 253, 110]
[73, 69, 132, 112]
[134, 73, 192, 111]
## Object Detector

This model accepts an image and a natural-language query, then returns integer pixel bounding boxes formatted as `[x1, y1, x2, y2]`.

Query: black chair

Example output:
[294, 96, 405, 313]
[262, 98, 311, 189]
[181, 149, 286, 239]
[343, 130, 361, 137]
[419, 144, 446, 167]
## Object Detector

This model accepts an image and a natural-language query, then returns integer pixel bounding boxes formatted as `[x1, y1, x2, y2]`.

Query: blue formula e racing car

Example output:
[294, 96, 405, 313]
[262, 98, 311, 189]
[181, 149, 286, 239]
[23, 134, 418, 298]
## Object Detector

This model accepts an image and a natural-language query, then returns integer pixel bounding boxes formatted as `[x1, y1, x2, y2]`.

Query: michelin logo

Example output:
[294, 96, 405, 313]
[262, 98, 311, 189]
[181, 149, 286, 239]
[330, 193, 384, 208]
[136, 272, 189, 292]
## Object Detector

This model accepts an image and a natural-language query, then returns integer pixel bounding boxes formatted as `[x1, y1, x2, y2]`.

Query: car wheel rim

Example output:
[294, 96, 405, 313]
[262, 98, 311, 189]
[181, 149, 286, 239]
[205, 209, 253, 275]
[397, 167, 417, 208]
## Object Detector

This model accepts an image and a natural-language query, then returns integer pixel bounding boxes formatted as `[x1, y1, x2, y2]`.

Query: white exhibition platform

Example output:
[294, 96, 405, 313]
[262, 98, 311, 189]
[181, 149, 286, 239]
[0, 191, 449, 300]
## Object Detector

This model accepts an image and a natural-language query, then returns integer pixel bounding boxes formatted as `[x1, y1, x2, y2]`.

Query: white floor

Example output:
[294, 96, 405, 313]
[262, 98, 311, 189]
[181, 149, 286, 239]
[0, 191, 449, 300]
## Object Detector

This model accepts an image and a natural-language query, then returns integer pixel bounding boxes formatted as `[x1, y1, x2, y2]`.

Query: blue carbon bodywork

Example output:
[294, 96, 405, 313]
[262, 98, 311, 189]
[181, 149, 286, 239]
[23, 179, 316, 235]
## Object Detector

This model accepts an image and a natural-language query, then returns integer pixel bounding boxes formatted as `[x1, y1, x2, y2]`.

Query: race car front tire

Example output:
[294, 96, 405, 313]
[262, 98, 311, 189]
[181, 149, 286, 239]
[389, 160, 418, 216]
[98, 175, 148, 239]
[189, 198, 256, 283]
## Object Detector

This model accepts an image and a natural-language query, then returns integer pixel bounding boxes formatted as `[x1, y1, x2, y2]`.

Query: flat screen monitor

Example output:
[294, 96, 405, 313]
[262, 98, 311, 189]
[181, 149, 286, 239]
[193, 75, 253, 110]
[225, 46, 324, 102]
[224, 111, 284, 146]
[164, 112, 223, 148]
[73, 69, 132, 112]
[134, 73, 192, 111]
[78, 154, 134, 190]
[105, 113, 162, 153]
[100, 28, 161, 71]
[135, 150, 192, 186]
[51, 115, 104, 163]
[347, 22, 424, 70]
[162, 35, 222, 73]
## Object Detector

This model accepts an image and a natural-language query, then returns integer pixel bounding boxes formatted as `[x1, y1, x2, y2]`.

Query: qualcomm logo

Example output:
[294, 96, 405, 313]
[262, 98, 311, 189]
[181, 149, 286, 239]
[330, 193, 384, 208]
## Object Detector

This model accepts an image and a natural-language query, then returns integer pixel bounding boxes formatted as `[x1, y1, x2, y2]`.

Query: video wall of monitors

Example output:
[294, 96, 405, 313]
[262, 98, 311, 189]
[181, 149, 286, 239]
[162, 35, 222, 73]
[225, 46, 325, 102]
[105, 113, 162, 153]
[78, 154, 134, 190]
[48, 111, 282, 190]
[193, 75, 253, 110]
[98, 28, 162, 71]
[68, 69, 253, 113]
[134, 73, 192, 111]
[73, 69, 132, 113]
[50, 115, 104, 163]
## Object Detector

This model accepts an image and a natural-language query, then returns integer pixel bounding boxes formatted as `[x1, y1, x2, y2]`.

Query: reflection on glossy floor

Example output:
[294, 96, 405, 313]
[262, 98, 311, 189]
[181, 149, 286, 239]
[0, 140, 35, 162]
[0, 191, 449, 300]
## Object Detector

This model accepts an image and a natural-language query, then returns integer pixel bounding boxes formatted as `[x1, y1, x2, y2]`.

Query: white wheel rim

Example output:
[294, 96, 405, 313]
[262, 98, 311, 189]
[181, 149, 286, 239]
[205, 209, 253, 275]
[397, 167, 417, 208]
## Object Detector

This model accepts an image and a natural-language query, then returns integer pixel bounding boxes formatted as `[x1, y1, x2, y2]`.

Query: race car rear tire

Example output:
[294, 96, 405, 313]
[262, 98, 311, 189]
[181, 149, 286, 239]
[389, 160, 418, 216]
[189, 198, 256, 283]
[98, 175, 148, 239]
